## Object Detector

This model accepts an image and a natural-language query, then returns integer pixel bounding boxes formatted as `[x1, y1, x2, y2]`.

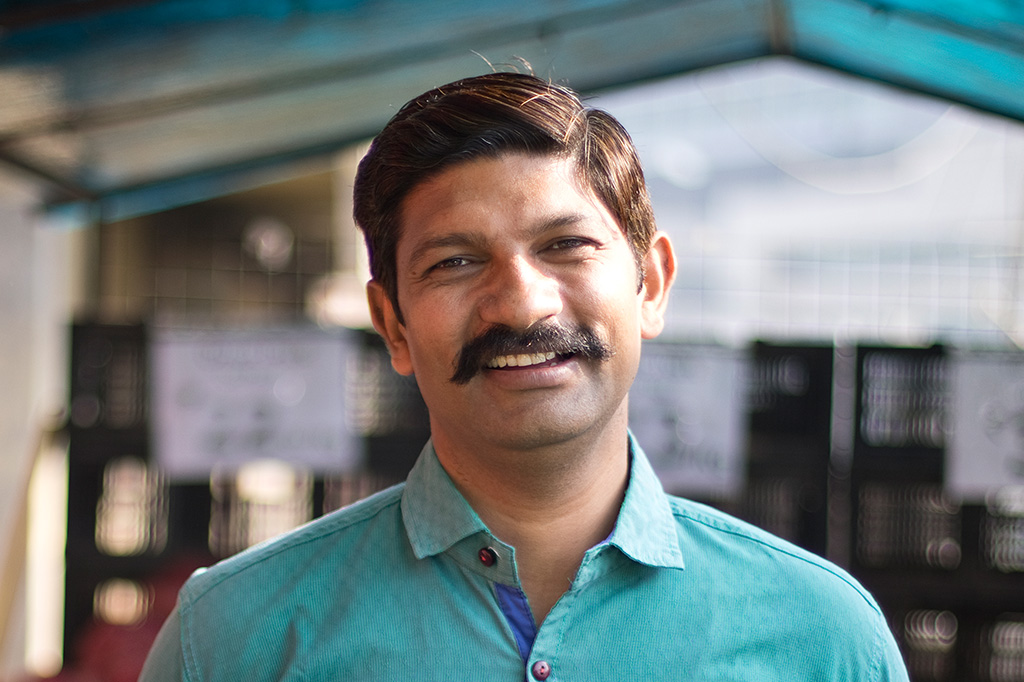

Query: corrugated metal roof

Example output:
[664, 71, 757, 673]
[0, 0, 1021, 221]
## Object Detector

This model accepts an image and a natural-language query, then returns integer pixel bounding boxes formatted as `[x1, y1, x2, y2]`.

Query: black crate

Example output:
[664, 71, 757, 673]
[63, 324, 430, 662]
[741, 342, 834, 554]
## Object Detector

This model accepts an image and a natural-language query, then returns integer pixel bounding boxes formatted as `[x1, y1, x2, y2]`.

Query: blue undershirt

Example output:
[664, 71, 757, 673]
[493, 583, 536, 662]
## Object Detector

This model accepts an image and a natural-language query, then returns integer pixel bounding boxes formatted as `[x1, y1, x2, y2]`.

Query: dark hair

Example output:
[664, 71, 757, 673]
[352, 72, 656, 320]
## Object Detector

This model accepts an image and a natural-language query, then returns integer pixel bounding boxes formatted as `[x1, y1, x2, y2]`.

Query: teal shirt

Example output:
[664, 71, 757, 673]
[140, 438, 909, 681]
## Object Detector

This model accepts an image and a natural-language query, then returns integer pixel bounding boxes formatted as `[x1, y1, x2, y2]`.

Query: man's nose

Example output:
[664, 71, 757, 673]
[478, 256, 563, 330]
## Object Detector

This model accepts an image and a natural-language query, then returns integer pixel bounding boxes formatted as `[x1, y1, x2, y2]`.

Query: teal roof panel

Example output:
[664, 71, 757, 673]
[0, 0, 1019, 220]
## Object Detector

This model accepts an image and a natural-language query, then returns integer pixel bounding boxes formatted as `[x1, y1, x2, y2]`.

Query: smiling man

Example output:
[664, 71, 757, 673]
[140, 73, 909, 681]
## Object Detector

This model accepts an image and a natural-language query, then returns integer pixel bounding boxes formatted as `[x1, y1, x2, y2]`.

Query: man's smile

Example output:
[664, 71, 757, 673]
[449, 322, 611, 385]
[486, 351, 558, 369]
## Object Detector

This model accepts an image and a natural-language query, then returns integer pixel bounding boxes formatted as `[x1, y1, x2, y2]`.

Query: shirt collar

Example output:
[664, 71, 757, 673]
[400, 435, 685, 570]
[608, 434, 686, 570]
[401, 440, 489, 559]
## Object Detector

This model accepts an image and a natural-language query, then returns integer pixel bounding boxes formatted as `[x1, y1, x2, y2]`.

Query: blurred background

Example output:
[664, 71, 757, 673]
[1, 1, 1023, 680]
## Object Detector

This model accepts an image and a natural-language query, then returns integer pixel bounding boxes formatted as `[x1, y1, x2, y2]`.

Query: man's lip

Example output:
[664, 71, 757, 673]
[479, 353, 580, 389]
[486, 350, 558, 369]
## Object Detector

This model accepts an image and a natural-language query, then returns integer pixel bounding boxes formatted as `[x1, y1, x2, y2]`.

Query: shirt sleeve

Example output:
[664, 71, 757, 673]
[139, 607, 188, 682]
[873, 613, 911, 682]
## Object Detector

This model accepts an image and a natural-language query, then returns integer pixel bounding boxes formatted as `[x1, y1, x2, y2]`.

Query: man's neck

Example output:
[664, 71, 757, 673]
[432, 418, 631, 625]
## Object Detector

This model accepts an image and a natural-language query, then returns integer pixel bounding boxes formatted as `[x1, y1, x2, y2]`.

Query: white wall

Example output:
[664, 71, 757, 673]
[0, 171, 86, 677]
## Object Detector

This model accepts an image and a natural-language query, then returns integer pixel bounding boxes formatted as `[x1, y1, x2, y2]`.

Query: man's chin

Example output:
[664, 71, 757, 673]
[439, 397, 617, 453]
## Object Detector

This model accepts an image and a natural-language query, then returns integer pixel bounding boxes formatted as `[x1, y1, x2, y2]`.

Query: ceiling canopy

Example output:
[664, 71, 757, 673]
[0, 0, 1021, 223]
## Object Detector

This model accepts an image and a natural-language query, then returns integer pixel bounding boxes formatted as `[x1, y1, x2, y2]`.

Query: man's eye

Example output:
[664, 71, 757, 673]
[431, 256, 471, 270]
[548, 237, 593, 251]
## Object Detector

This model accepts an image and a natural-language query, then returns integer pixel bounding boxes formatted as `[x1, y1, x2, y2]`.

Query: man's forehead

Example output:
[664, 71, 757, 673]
[394, 152, 607, 234]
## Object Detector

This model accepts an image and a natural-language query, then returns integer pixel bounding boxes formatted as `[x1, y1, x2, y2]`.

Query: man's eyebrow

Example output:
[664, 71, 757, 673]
[406, 213, 591, 266]
[407, 233, 485, 268]
[536, 212, 587, 233]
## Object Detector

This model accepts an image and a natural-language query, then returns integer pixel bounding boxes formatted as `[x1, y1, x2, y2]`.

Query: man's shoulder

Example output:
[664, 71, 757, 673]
[163, 483, 416, 679]
[182, 482, 406, 605]
[664, 494, 882, 614]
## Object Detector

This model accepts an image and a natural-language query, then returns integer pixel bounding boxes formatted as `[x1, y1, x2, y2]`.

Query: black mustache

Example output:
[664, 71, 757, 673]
[450, 323, 612, 385]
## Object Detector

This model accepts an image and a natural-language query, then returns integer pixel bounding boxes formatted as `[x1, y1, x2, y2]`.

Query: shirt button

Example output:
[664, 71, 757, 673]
[531, 660, 551, 680]
[478, 547, 498, 567]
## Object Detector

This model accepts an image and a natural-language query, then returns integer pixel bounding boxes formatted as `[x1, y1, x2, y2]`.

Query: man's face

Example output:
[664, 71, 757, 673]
[368, 153, 673, 454]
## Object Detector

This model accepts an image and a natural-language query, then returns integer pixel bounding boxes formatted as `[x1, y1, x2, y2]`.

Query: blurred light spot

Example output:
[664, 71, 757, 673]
[990, 620, 1024, 682]
[244, 216, 294, 271]
[984, 487, 1024, 572]
[95, 457, 167, 556]
[903, 610, 957, 681]
[905, 610, 958, 651]
[209, 459, 312, 557]
[93, 578, 150, 626]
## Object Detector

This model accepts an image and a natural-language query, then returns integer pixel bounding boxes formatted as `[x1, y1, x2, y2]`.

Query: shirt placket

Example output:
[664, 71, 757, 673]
[512, 543, 624, 682]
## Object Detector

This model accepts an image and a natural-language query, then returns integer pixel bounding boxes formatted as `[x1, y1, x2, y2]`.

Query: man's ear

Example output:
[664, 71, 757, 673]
[639, 231, 676, 340]
[367, 281, 414, 376]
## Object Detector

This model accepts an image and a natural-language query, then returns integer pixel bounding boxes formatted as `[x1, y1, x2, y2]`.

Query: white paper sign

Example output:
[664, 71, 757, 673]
[151, 326, 361, 481]
[629, 343, 748, 498]
[948, 350, 1024, 501]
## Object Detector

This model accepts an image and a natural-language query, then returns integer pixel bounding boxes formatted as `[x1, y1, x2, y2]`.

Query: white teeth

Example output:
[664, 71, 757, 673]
[487, 351, 556, 369]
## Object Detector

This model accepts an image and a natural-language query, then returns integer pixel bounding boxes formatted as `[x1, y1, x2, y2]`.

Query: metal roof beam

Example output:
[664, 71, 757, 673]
[0, 148, 95, 203]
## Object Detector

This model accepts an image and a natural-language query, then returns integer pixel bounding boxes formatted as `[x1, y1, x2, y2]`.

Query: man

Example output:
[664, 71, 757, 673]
[141, 72, 909, 680]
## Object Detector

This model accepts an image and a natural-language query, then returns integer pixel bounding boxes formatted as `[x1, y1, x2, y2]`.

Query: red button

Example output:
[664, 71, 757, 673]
[531, 660, 551, 680]
[478, 547, 498, 567]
